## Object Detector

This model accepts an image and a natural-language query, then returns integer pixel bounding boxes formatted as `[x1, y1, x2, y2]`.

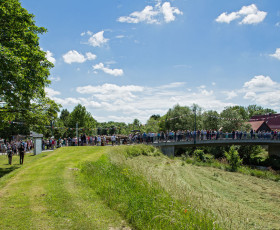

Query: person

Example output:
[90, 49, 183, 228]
[111, 134, 116, 146]
[18, 142, 25, 165]
[7, 144, 13, 165]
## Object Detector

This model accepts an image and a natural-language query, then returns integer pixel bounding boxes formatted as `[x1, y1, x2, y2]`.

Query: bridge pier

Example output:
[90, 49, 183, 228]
[268, 145, 280, 157]
[160, 146, 175, 157]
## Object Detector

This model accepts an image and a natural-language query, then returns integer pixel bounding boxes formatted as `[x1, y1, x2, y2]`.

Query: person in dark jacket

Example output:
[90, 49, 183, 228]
[18, 142, 25, 165]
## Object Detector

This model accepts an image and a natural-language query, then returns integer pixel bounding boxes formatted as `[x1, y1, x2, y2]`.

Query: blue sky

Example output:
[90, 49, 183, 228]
[21, 0, 280, 123]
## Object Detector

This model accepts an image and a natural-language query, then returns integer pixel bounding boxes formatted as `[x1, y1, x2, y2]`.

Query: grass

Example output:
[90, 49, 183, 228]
[80, 154, 220, 230]
[107, 145, 280, 230]
[0, 147, 130, 230]
[181, 155, 280, 182]
[0, 145, 279, 229]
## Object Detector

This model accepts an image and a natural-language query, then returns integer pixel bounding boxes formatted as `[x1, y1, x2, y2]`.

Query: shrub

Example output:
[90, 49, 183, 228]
[224, 146, 243, 172]
[194, 149, 206, 162]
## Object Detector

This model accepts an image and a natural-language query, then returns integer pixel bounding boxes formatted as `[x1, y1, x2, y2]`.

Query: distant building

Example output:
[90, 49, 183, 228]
[249, 113, 280, 131]
[247, 121, 271, 132]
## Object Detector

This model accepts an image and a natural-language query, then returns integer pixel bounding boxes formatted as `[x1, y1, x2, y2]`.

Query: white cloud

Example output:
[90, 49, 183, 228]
[74, 82, 234, 122]
[240, 11, 267, 24]
[270, 48, 280, 60]
[243, 75, 277, 91]
[49, 76, 61, 82]
[93, 63, 124, 76]
[216, 4, 267, 25]
[117, 1, 182, 24]
[88, 31, 109, 47]
[85, 52, 97, 60]
[63, 50, 86, 64]
[63, 50, 97, 64]
[116, 35, 125, 39]
[43, 75, 280, 123]
[223, 90, 238, 100]
[161, 2, 183, 23]
[242, 76, 280, 110]
[276, 22, 280, 27]
[45, 88, 61, 97]
[45, 50, 56, 64]
[77, 83, 143, 95]
[215, 12, 240, 24]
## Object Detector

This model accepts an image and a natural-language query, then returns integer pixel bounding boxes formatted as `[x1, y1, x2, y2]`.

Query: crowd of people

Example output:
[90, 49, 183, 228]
[129, 129, 280, 143]
[1, 129, 279, 165]
[0, 139, 33, 165]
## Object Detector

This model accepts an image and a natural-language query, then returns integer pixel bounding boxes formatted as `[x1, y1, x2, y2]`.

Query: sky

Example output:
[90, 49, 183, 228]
[21, 0, 280, 123]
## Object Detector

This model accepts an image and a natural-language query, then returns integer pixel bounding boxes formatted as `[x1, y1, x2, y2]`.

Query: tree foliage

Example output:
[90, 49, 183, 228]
[0, 0, 53, 110]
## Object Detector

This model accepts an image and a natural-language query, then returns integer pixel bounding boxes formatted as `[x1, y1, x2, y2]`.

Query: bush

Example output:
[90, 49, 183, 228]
[224, 146, 243, 171]
[194, 149, 206, 162]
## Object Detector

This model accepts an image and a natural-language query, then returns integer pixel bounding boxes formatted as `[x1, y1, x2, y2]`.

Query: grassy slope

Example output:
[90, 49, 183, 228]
[109, 147, 280, 230]
[0, 147, 129, 230]
[0, 146, 279, 230]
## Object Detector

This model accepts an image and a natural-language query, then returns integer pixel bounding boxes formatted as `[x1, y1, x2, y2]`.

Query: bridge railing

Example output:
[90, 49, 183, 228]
[148, 132, 280, 144]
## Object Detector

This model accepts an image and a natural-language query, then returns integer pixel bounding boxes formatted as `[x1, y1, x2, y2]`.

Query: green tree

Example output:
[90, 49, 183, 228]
[68, 104, 97, 136]
[202, 110, 219, 130]
[144, 117, 160, 133]
[59, 109, 70, 127]
[220, 107, 250, 132]
[0, 0, 61, 138]
[0, 0, 53, 111]
[225, 146, 243, 171]
[164, 104, 193, 131]
[246, 105, 276, 118]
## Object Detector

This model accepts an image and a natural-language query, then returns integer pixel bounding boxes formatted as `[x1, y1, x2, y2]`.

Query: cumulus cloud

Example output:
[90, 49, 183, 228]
[215, 12, 240, 24]
[117, 1, 182, 24]
[270, 48, 280, 60]
[242, 75, 280, 110]
[88, 31, 109, 47]
[93, 63, 124, 76]
[45, 50, 56, 64]
[85, 52, 97, 60]
[216, 4, 267, 24]
[63, 50, 86, 64]
[63, 50, 97, 64]
[45, 88, 61, 97]
[243, 75, 277, 91]
[77, 84, 143, 95]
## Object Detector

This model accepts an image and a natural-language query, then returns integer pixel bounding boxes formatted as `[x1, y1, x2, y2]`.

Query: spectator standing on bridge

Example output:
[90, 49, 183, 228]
[250, 129, 254, 139]
[232, 130, 235, 139]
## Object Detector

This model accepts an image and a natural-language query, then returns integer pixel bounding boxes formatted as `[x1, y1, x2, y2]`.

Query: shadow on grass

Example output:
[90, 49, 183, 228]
[0, 165, 20, 178]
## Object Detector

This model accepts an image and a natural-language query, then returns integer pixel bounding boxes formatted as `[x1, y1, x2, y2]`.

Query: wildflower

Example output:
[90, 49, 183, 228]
[184, 209, 188, 213]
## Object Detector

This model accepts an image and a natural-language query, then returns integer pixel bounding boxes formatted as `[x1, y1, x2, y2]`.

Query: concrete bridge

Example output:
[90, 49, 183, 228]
[152, 139, 280, 157]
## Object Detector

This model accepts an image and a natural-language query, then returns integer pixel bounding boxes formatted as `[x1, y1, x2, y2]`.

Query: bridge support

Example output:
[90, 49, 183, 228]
[268, 145, 280, 157]
[160, 146, 175, 157]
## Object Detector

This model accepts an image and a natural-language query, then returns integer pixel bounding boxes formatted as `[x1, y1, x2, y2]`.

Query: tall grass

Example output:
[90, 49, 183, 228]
[182, 155, 280, 182]
[80, 152, 221, 230]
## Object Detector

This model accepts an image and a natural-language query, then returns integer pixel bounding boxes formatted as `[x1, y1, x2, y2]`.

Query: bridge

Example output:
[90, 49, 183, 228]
[152, 138, 280, 157]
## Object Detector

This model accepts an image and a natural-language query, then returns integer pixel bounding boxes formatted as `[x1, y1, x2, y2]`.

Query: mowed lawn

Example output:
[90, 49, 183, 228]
[0, 147, 129, 230]
[0, 146, 279, 230]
